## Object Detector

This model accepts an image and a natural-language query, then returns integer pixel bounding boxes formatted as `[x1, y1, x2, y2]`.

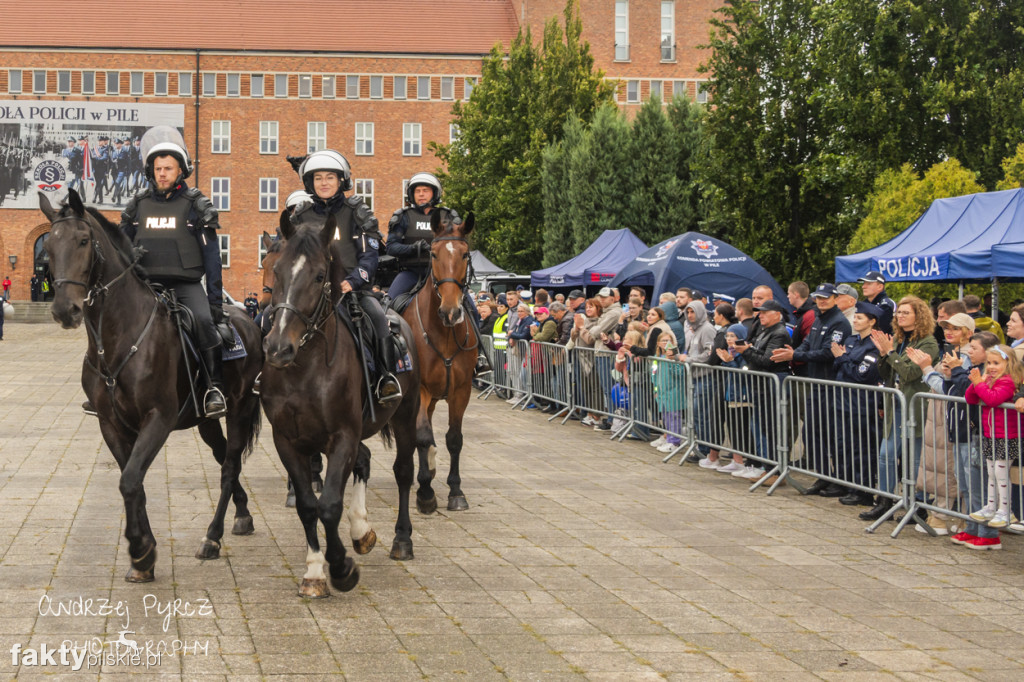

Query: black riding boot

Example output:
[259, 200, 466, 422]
[376, 335, 403, 404]
[463, 298, 492, 374]
[201, 347, 228, 418]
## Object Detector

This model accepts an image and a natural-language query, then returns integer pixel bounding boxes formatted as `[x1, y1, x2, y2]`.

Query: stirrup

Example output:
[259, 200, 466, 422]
[82, 400, 98, 417]
[376, 373, 403, 404]
[203, 387, 227, 418]
[252, 371, 262, 396]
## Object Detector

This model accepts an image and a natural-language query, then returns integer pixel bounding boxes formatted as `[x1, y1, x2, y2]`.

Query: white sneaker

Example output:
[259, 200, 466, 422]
[656, 442, 677, 453]
[717, 461, 745, 474]
[742, 467, 767, 480]
[697, 457, 720, 469]
[988, 510, 1017, 529]
[650, 435, 668, 448]
[581, 416, 597, 426]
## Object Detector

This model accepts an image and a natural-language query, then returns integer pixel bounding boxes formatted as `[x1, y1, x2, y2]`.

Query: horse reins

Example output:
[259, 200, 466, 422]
[267, 279, 338, 365]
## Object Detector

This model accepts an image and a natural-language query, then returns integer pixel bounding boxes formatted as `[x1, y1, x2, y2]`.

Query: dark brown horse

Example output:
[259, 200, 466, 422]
[39, 189, 263, 582]
[402, 210, 478, 513]
[260, 213, 422, 598]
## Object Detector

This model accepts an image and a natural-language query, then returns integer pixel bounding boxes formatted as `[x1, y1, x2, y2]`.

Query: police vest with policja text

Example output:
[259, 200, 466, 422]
[401, 207, 437, 267]
[134, 194, 204, 281]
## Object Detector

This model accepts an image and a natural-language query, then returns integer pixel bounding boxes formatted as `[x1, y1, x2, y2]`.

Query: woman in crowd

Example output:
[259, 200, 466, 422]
[680, 300, 718, 463]
[861, 296, 939, 521]
[707, 323, 759, 477]
[478, 300, 495, 337]
[505, 302, 536, 404]
[627, 307, 675, 442]
[1007, 303, 1024, 360]
[701, 304, 739, 472]
[568, 298, 604, 427]
[616, 298, 645, 339]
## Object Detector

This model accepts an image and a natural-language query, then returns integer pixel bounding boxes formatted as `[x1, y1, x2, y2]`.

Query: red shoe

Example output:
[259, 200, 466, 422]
[964, 536, 1002, 551]
[949, 532, 975, 546]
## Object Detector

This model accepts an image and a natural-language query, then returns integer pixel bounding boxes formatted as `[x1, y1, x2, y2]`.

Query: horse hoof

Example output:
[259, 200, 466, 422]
[447, 495, 469, 511]
[124, 566, 154, 583]
[352, 529, 377, 555]
[232, 515, 255, 536]
[389, 539, 414, 561]
[195, 539, 221, 560]
[285, 491, 296, 508]
[330, 557, 360, 593]
[417, 495, 437, 515]
[298, 578, 330, 599]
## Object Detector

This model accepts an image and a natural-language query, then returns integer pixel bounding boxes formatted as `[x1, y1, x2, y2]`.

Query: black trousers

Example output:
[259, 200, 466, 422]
[156, 279, 218, 350]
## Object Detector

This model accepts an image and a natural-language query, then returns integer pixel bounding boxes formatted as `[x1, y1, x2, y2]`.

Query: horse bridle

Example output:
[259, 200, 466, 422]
[429, 234, 471, 296]
[267, 279, 333, 349]
[49, 214, 139, 306]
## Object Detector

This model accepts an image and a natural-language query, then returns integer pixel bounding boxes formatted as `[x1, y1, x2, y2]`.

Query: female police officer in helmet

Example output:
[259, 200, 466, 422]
[292, 150, 402, 403]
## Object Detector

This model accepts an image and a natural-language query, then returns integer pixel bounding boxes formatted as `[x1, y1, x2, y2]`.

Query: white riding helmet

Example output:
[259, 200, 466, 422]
[285, 190, 313, 210]
[407, 171, 442, 208]
[140, 125, 192, 181]
[298, 150, 353, 194]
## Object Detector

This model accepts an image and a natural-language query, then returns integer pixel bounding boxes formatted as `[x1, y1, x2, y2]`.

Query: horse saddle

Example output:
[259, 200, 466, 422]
[386, 273, 428, 315]
[155, 288, 246, 361]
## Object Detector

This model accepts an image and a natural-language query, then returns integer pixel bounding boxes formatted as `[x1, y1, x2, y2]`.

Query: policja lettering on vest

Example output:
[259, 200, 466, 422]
[145, 217, 177, 229]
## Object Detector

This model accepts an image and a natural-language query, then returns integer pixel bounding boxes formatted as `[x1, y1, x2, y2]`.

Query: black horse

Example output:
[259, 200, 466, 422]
[39, 189, 263, 583]
[260, 213, 422, 598]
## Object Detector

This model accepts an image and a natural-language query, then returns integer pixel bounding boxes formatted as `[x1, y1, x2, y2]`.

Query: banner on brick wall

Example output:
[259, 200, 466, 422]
[0, 100, 184, 210]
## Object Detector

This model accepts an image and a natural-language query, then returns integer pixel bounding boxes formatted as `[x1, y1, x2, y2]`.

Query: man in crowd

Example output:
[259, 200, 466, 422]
[788, 281, 816, 352]
[675, 287, 693, 312]
[566, 289, 586, 316]
[836, 283, 859, 326]
[963, 294, 1005, 342]
[551, 301, 573, 345]
[736, 298, 756, 335]
[857, 271, 895, 334]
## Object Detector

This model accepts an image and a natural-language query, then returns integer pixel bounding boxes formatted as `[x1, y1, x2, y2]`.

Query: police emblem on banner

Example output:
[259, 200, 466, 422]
[34, 159, 66, 192]
[691, 239, 719, 259]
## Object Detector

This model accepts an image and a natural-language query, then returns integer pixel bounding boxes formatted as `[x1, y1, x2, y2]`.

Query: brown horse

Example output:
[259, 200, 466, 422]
[402, 210, 478, 513]
[260, 213, 422, 598]
[39, 189, 263, 582]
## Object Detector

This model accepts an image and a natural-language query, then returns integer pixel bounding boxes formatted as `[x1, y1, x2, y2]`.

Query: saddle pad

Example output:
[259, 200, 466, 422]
[222, 323, 248, 361]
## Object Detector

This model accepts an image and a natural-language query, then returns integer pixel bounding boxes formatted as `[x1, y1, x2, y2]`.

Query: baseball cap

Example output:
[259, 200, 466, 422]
[534, 306, 549, 315]
[811, 283, 838, 298]
[939, 312, 976, 333]
[855, 301, 884, 319]
[568, 289, 585, 300]
[857, 271, 885, 284]
[597, 287, 614, 297]
[712, 292, 736, 304]
[691, 289, 705, 300]
[836, 283, 859, 299]
[755, 300, 788, 314]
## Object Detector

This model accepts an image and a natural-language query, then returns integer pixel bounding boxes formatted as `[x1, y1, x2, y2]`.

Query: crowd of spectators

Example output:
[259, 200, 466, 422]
[472, 273, 1024, 552]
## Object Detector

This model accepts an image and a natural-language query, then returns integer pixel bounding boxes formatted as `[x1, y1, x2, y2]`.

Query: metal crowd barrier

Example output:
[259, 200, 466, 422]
[476, 336, 496, 390]
[904, 392, 1024, 539]
[623, 355, 691, 457]
[569, 346, 620, 431]
[528, 342, 572, 421]
[477, 338, 529, 405]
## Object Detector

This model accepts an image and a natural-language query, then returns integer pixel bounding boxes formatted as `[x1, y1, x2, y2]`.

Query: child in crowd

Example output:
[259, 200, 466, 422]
[653, 332, 686, 453]
[705, 324, 759, 478]
[966, 344, 1024, 530]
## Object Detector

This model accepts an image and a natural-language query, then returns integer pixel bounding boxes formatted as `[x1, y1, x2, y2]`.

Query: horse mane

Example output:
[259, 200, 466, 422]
[289, 225, 330, 262]
[82, 206, 135, 264]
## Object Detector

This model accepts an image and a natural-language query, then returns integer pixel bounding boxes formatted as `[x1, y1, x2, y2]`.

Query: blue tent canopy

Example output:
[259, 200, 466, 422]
[835, 188, 1024, 283]
[609, 232, 789, 305]
[991, 242, 1024, 280]
[530, 229, 647, 289]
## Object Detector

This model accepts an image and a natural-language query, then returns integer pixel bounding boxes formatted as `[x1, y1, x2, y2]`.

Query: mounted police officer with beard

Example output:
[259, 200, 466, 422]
[290, 150, 402, 404]
[385, 172, 489, 373]
[116, 126, 227, 418]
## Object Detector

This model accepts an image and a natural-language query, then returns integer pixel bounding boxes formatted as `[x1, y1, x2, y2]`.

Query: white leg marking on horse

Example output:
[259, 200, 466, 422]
[427, 444, 437, 472]
[304, 546, 327, 581]
[446, 242, 455, 254]
[347, 479, 371, 541]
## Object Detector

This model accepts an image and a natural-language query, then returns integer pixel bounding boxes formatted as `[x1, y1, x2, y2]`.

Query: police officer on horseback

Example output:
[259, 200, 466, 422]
[292, 150, 402, 404]
[119, 126, 228, 418]
[385, 172, 489, 373]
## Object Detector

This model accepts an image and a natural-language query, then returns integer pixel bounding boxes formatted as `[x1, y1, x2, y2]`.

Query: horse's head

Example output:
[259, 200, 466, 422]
[263, 212, 334, 367]
[259, 222, 285, 311]
[429, 210, 474, 327]
[39, 189, 98, 329]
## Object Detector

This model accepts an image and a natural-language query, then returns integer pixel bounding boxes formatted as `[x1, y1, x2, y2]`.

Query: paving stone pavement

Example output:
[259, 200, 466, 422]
[1, 322, 1023, 680]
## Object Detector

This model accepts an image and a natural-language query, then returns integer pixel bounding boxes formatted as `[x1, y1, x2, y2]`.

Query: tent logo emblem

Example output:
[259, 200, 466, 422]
[691, 239, 718, 259]
[656, 239, 679, 258]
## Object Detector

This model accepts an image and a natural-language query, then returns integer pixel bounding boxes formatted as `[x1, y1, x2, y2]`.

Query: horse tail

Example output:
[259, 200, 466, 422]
[241, 398, 262, 463]
[379, 423, 394, 450]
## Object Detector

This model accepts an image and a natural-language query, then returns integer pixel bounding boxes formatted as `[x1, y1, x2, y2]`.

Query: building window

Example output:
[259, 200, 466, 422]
[308, 121, 326, 153]
[344, 75, 358, 99]
[650, 80, 662, 100]
[33, 70, 47, 94]
[696, 83, 708, 104]
[370, 75, 383, 99]
[211, 120, 231, 154]
[218, 234, 231, 267]
[211, 178, 230, 211]
[626, 80, 639, 103]
[178, 72, 192, 96]
[661, 2, 676, 61]
[441, 76, 454, 100]
[401, 179, 410, 206]
[355, 122, 374, 156]
[251, 74, 264, 98]
[260, 121, 278, 154]
[464, 77, 475, 101]
[154, 72, 168, 96]
[8, 69, 22, 94]
[81, 71, 95, 95]
[393, 76, 407, 100]
[417, 76, 430, 100]
[322, 75, 335, 98]
[57, 70, 71, 94]
[106, 71, 120, 95]
[299, 74, 312, 98]
[202, 73, 217, 96]
[128, 71, 143, 95]
[275, 74, 288, 97]
[259, 178, 278, 212]
[226, 73, 240, 97]
[615, 1, 629, 61]
[673, 80, 686, 99]
[353, 179, 374, 211]
[403, 123, 421, 156]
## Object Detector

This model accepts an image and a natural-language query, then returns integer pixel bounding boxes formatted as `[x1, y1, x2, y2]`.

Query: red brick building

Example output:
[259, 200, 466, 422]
[0, 1, 718, 301]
